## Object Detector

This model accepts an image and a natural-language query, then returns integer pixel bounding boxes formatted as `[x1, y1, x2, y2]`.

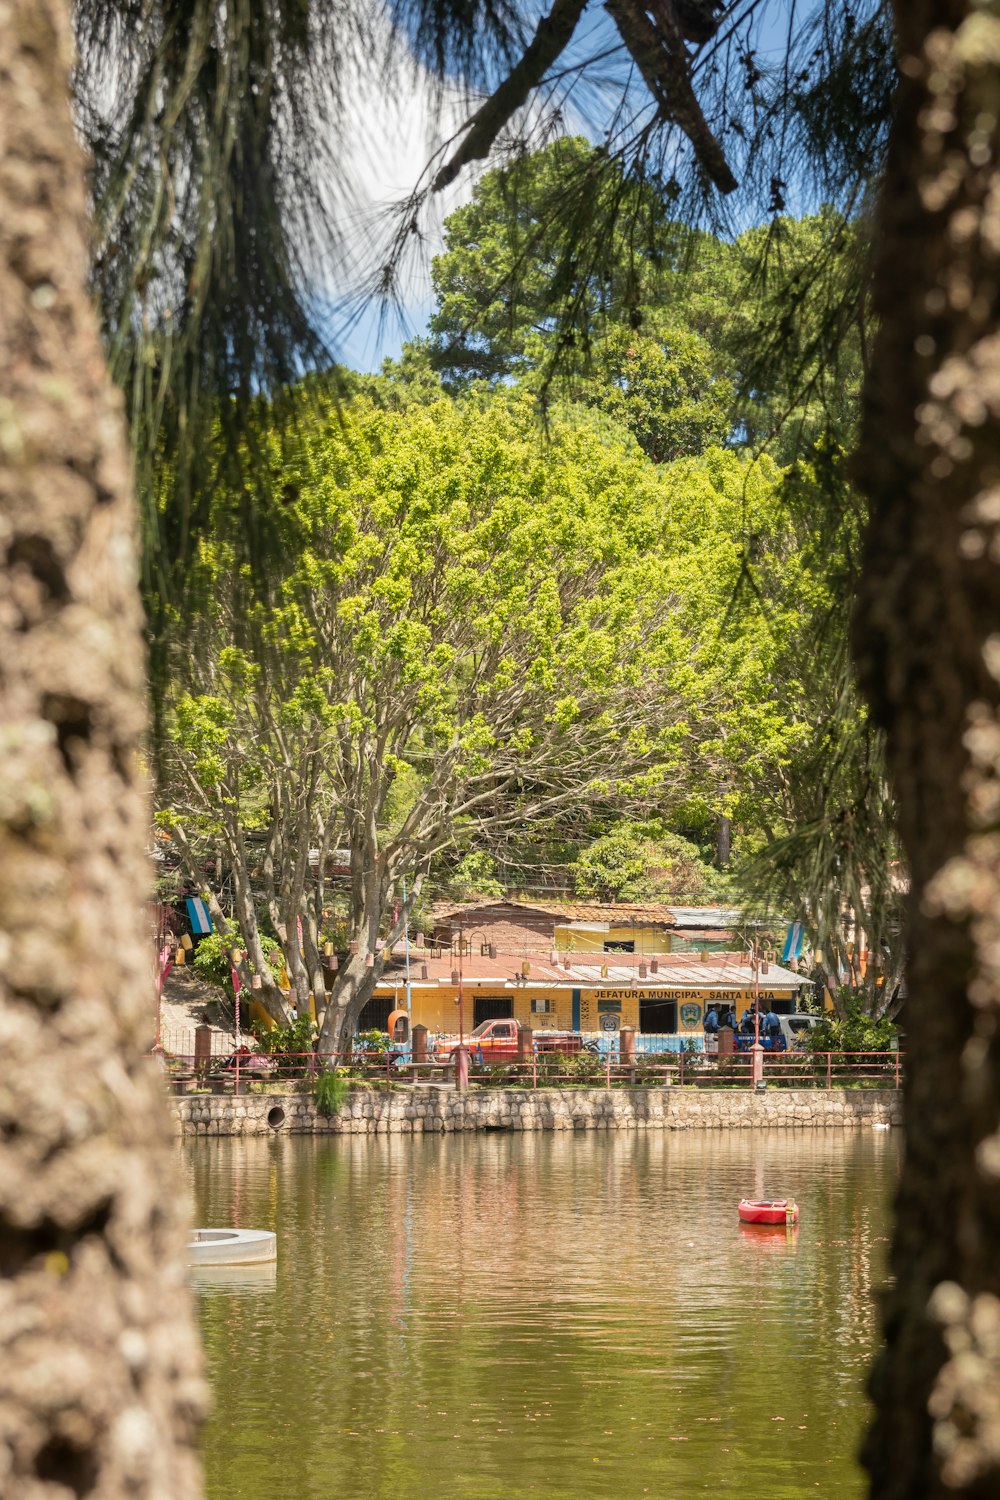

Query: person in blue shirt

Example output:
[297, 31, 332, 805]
[704, 1006, 719, 1034]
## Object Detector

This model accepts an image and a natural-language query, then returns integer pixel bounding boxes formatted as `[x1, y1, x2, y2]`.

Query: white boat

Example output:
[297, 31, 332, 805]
[187, 1228, 277, 1266]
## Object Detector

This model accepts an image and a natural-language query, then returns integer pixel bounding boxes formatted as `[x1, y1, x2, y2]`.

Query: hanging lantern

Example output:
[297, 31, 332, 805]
[700, 949, 709, 962]
[230, 947, 242, 965]
[601, 964, 609, 979]
[488, 944, 497, 959]
[416, 931, 425, 948]
[522, 961, 531, 977]
[638, 962, 648, 979]
[550, 950, 559, 966]
[788, 956, 799, 973]
[365, 953, 374, 969]
[814, 949, 824, 965]
[350, 940, 359, 956]
[323, 941, 334, 958]
[329, 953, 339, 972]
[451, 968, 460, 985]
[180, 933, 193, 951]
[630, 976, 637, 991]
[420, 963, 429, 981]
[761, 959, 769, 975]
[175, 947, 185, 965]
[250, 974, 262, 991]
[650, 958, 659, 974]
[562, 954, 571, 970]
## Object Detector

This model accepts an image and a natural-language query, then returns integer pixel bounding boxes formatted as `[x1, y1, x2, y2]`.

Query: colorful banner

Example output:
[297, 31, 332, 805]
[782, 922, 804, 963]
[185, 897, 213, 935]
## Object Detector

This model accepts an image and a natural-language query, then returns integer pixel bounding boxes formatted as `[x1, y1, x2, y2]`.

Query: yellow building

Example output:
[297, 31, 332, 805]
[366, 947, 805, 1042]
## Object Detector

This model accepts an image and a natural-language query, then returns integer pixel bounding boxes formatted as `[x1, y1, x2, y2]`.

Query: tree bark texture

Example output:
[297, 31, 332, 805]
[0, 3, 205, 1495]
[856, 5, 1000, 1495]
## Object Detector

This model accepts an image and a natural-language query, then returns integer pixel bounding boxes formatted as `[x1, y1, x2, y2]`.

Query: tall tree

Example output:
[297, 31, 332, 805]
[159, 394, 697, 1054]
[0, 2, 203, 1493]
[856, 5, 1000, 1493]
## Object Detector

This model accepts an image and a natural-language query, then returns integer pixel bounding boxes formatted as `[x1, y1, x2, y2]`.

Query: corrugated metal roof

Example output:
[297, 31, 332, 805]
[378, 950, 803, 991]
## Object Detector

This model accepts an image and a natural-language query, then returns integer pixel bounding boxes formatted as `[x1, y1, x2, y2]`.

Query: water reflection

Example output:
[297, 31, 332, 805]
[184, 1128, 898, 1500]
[190, 1262, 278, 1296]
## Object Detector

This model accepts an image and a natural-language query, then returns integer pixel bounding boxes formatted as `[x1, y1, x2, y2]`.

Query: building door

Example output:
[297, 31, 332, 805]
[473, 993, 511, 1028]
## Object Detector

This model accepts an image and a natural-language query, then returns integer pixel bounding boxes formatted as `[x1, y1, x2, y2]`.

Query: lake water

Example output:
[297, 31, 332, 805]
[184, 1127, 898, 1500]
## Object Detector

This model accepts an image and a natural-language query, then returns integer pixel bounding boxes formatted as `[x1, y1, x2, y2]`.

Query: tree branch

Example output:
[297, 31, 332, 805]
[432, 0, 589, 192]
[604, 0, 737, 194]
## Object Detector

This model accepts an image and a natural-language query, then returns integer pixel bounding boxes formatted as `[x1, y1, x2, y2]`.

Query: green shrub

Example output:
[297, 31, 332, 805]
[358, 1028, 391, 1054]
[313, 1068, 350, 1116]
[806, 998, 898, 1054]
[191, 930, 233, 989]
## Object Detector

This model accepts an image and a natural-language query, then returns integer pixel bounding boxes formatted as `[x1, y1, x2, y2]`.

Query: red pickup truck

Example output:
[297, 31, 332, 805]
[442, 1018, 590, 1062]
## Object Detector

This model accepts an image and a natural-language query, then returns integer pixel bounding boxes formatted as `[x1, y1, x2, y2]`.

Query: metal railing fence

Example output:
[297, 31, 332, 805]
[157, 1043, 903, 1094]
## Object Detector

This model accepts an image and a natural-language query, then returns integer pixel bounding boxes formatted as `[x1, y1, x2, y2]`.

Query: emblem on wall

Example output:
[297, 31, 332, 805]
[679, 1002, 703, 1028]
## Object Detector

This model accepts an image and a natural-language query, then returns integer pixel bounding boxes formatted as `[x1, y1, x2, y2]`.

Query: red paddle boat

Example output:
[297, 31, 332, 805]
[738, 1197, 799, 1226]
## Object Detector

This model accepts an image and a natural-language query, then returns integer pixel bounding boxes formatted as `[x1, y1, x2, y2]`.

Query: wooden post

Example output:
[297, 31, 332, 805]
[412, 1025, 428, 1063]
[751, 1043, 764, 1090]
[620, 1026, 636, 1083]
[517, 1025, 533, 1085]
[454, 1045, 470, 1092]
[194, 1023, 213, 1080]
[718, 1024, 734, 1058]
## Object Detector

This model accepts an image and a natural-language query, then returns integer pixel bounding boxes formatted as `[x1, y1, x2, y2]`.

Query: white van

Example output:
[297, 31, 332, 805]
[778, 1013, 820, 1050]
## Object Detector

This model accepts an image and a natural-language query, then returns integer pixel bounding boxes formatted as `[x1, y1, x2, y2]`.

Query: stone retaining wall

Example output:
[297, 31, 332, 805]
[173, 1085, 901, 1136]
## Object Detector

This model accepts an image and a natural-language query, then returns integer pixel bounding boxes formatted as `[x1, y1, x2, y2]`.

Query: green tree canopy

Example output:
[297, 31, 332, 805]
[573, 822, 726, 904]
[160, 391, 705, 1049]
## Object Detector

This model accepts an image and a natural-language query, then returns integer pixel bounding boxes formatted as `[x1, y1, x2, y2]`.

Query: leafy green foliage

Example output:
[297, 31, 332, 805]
[254, 1017, 317, 1058]
[427, 138, 692, 386]
[581, 324, 732, 464]
[357, 1030, 391, 1055]
[313, 1068, 350, 1116]
[160, 388, 722, 1046]
[805, 999, 898, 1055]
[446, 852, 505, 901]
[190, 930, 233, 991]
[573, 823, 726, 904]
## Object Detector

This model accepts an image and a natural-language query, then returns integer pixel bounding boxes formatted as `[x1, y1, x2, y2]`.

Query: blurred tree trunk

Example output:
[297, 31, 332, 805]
[856, 3, 1000, 1495]
[0, 2, 204, 1494]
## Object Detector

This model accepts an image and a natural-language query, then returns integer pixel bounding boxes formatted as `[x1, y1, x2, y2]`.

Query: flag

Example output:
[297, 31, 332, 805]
[185, 897, 213, 935]
[782, 922, 804, 963]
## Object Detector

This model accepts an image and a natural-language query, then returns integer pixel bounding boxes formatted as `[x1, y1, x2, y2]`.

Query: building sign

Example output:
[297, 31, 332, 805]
[576, 983, 798, 1035]
[600, 1013, 620, 1032]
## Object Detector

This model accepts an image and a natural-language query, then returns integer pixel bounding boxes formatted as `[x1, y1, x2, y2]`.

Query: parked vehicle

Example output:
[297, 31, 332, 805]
[442, 1019, 593, 1062]
[779, 1014, 821, 1050]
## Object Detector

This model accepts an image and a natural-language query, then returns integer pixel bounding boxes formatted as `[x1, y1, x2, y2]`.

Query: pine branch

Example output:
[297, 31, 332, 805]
[432, 0, 589, 192]
[603, 0, 737, 193]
